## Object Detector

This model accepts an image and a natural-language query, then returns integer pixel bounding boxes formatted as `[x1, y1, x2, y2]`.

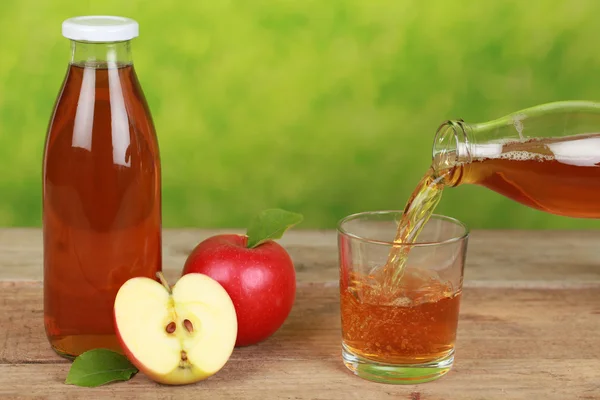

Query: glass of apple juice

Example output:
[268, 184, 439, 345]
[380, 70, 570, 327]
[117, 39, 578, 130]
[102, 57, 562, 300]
[337, 211, 469, 384]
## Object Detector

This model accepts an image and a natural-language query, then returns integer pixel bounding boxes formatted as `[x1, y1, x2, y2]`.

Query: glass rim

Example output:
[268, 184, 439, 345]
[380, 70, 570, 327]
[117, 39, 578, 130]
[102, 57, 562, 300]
[337, 210, 470, 248]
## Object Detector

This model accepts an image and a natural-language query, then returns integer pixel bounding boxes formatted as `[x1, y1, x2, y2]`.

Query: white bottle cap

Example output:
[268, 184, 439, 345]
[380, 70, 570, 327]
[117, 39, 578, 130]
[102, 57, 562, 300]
[62, 16, 139, 42]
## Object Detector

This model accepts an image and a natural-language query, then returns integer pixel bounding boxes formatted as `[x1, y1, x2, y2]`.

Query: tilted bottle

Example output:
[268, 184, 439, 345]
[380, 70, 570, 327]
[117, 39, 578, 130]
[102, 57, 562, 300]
[42, 16, 162, 358]
[432, 101, 600, 218]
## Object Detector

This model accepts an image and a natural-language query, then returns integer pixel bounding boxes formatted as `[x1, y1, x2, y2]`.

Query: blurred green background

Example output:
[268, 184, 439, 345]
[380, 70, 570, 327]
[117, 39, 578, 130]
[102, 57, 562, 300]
[2, 0, 600, 229]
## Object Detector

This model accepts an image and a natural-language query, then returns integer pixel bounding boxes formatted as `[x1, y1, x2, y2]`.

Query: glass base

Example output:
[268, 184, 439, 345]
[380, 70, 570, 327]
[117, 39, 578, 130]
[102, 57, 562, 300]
[342, 343, 454, 384]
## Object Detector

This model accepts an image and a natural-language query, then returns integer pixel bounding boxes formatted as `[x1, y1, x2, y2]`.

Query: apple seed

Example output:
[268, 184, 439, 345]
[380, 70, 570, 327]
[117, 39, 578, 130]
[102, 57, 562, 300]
[183, 319, 194, 333]
[165, 321, 176, 334]
[181, 350, 188, 361]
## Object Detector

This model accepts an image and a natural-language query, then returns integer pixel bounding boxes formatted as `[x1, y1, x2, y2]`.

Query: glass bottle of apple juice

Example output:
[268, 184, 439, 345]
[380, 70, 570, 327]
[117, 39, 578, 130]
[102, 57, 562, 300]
[42, 16, 162, 358]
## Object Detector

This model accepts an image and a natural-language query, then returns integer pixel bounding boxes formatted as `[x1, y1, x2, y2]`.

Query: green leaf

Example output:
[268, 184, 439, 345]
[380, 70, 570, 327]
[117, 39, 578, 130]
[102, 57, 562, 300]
[65, 349, 138, 387]
[246, 208, 304, 248]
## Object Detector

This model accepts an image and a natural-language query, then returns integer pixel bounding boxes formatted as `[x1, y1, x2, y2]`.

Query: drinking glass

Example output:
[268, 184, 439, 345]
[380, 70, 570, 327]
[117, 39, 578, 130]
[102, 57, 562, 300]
[337, 211, 469, 384]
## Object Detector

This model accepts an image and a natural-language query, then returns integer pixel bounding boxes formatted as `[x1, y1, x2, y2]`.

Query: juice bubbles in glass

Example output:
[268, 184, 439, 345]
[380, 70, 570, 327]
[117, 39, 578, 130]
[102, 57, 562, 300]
[341, 268, 461, 365]
[338, 211, 468, 384]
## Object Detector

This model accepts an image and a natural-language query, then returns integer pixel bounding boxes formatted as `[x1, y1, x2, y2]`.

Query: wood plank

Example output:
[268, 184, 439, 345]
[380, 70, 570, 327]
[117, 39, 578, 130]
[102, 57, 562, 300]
[2, 229, 599, 398]
[0, 359, 598, 399]
[2, 228, 600, 284]
[2, 282, 599, 375]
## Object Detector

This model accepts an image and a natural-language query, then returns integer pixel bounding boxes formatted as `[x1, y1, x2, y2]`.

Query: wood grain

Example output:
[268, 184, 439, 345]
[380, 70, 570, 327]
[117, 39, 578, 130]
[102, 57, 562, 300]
[0, 359, 598, 400]
[0, 228, 599, 399]
[0, 281, 599, 398]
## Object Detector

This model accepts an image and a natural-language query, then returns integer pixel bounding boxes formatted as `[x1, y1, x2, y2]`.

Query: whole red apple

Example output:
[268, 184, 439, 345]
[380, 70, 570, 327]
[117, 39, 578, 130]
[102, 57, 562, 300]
[182, 234, 296, 347]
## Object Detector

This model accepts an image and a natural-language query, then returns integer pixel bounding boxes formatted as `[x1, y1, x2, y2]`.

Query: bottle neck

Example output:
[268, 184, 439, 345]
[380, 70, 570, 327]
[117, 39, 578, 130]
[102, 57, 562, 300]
[70, 40, 133, 68]
[431, 119, 473, 184]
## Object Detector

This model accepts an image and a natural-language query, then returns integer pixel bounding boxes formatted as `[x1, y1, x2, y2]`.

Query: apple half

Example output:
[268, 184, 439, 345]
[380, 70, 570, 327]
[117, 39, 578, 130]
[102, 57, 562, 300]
[114, 273, 238, 385]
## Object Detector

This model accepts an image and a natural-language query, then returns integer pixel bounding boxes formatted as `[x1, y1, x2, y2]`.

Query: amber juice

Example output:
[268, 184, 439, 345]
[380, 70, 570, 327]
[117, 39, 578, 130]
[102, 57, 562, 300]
[341, 268, 460, 364]
[341, 167, 461, 365]
[43, 60, 161, 357]
[449, 135, 600, 218]
[382, 168, 447, 287]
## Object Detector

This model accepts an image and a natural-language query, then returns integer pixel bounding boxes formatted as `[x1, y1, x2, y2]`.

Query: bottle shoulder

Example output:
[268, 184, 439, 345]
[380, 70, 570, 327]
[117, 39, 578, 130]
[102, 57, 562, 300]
[45, 64, 160, 170]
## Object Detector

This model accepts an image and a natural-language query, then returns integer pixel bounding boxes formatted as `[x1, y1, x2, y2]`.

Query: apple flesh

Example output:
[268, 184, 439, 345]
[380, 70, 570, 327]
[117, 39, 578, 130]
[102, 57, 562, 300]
[113, 273, 237, 385]
[183, 234, 296, 347]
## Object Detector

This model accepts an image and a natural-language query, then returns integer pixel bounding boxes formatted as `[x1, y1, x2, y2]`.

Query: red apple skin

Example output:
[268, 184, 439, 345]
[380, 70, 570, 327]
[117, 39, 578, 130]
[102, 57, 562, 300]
[182, 234, 296, 347]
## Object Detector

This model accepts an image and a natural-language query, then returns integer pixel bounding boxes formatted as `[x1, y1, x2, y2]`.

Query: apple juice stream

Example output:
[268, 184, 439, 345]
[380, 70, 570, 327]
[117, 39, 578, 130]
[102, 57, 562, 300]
[43, 39, 162, 358]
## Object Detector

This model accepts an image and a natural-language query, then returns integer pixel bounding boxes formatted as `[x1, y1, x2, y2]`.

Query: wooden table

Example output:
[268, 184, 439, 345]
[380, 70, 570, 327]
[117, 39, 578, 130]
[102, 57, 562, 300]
[1, 228, 599, 399]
